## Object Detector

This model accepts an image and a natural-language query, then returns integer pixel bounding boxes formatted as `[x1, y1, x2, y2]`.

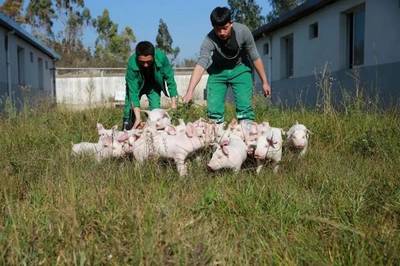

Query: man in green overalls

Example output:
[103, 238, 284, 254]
[183, 7, 271, 124]
[123, 41, 178, 130]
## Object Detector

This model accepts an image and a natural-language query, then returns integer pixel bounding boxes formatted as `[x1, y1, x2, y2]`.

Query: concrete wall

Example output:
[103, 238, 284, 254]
[254, 0, 400, 108]
[55, 73, 209, 109]
[0, 25, 55, 110]
[271, 61, 400, 109]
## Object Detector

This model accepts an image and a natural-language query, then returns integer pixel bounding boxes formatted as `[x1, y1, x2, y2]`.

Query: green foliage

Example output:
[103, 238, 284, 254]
[5, 1, 136, 67]
[228, 0, 265, 31]
[266, 0, 302, 22]
[155, 19, 180, 63]
[93, 9, 136, 67]
[0, 0, 25, 23]
[26, 0, 56, 40]
[53, 0, 93, 67]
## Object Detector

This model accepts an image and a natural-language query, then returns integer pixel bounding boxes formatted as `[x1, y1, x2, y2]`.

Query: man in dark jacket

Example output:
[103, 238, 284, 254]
[123, 41, 178, 130]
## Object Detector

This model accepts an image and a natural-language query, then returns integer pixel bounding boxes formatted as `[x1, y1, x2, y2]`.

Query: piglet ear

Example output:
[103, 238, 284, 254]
[117, 132, 129, 142]
[165, 125, 177, 135]
[142, 110, 150, 118]
[306, 129, 312, 139]
[220, 139, 230, 155]
[221, 139, 230, 146]
[185, 123, 194, 138]
[134, 129, 143, 137]
[163, 111, 171, 119]
[222, 145, 229, 155]
[97, 123, 104, 133]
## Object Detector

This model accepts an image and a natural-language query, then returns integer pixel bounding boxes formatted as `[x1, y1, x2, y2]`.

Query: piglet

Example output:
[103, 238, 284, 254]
[143, 108, 172, 130]
[207, 133, 247, 172]
[254, 125, 283, 174]
[286, 122, 310, 157]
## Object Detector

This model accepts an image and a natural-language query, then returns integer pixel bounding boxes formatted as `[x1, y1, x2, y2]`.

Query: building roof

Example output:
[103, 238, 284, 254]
[0, 11, 60, 59]
[253, 0, 338, 40]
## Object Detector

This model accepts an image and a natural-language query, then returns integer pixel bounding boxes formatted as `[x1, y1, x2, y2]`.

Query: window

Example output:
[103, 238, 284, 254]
[45, 60, 48, 70]
[309, 22, 319, 39]
[38, 58, 44, 90]
[30, 52, 34, 63]
[347, 5, 365, 68]
[281, 34, 294, 78]
[263, 43, 269, 55]
[17, 46, 25, 85]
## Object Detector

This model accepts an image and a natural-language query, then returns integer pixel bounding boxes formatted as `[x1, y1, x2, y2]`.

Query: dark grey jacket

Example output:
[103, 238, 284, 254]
[197, 22, 260, 70]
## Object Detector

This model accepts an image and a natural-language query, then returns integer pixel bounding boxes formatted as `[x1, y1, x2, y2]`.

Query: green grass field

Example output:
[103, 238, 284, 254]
[0, 100, 399, 264]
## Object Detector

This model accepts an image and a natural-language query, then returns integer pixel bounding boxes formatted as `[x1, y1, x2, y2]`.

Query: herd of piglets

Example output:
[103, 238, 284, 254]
[72, 109, 311, 176]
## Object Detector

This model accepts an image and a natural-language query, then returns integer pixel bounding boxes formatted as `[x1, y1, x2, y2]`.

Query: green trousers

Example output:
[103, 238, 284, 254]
[123, 87, 162, 129]
[206, 64, 255, 123]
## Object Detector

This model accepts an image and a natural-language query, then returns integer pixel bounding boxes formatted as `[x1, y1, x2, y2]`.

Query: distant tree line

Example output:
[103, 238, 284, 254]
[0, 0, 302, 67]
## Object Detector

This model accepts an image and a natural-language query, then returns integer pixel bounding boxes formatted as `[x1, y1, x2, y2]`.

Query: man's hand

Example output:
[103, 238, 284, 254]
[182, 64, 205, 104]
[133, 117, 142, 129]
[183, 91, 193, 104]
[262, 82, 271, 97]
[133, 106, 141, 128]
[171, 97, 177, 109]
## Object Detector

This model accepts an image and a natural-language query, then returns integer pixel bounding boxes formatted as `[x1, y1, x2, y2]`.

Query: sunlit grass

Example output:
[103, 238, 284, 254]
[0, 98, 399, 264]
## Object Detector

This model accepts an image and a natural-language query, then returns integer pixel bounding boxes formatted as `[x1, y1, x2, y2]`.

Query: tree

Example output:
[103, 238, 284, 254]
[155, 19, 180, 63]
[55, 0, 92, 47]
[228, 0, 265, 31]
[266, 0, 302, 22]
[52, 0, 93, 66]
[25, 0, 56, 41]
[93, 9, 136, 67]
[0, 0, 25, 23]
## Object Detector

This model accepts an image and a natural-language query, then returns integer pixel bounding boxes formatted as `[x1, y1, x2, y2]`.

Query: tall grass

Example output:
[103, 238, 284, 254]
[0, 94, 399, 264]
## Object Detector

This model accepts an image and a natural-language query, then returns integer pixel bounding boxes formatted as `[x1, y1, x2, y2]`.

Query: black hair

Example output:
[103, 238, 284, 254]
[135, 41, 155, 56]
[210, 7, 232, 27]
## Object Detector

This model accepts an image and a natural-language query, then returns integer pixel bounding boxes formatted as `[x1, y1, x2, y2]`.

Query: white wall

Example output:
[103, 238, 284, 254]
[0, 26, 55, 108]
[56, 73, 209, 108]
[11, 34, 54, 92]
[255, 0, 400, 83]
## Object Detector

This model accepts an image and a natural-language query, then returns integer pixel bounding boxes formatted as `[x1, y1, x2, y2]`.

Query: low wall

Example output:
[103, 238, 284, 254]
[56, 73, 208, 109]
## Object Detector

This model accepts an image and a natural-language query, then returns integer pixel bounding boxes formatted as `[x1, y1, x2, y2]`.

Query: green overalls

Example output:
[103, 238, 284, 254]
[206, 63, 254, 123]
[123, 49, 177, 122]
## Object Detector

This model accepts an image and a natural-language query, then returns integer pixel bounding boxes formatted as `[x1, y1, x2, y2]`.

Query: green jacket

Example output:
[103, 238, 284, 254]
[124, 49, 178, 118]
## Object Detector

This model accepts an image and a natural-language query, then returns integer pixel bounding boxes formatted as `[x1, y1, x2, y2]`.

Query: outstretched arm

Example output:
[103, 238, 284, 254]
[161, 52, 178, 109]
[183, 36, 213, 103]
[253, 58, 271, 97]
[183, 64, 206, 103]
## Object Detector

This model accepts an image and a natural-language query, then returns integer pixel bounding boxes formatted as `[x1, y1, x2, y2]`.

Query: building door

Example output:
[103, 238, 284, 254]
[38, 58, 44, 90]
[347, 5, 365, 68]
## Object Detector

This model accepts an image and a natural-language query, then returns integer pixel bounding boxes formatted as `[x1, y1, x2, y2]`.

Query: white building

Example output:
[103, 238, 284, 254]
[253, 0, 400, 108]
[0, 12, 59, 110]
